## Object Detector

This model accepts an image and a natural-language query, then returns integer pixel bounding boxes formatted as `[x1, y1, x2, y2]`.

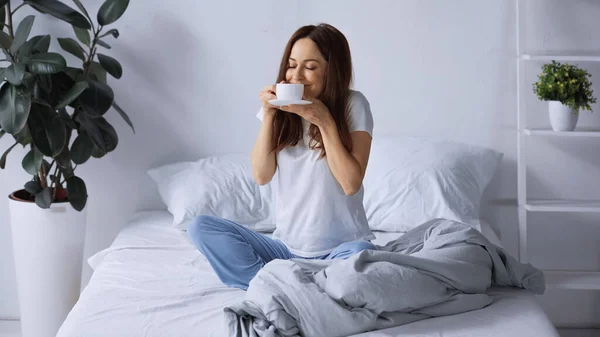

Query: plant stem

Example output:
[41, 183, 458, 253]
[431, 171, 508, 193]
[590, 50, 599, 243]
[6, 2, 13, 38]
[38, 166, 47, 189]
[84, 27, 101, 75]
[51, 165, 59, 200]
[11, 3, 25, 15]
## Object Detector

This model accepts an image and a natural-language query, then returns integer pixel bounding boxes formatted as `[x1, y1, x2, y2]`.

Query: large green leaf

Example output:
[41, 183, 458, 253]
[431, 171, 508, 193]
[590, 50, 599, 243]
[0, 30, 13, 50]
[32, 98, 53, 109]
[57, 37, 85, 61]
[35, 187, 52, 208]
[24, 180, 42, 194]
[36, 74, 52, 94]
[57, 108, 76, 129]
[67, 175, 86, 211]
[0, 141, 18, 169]
[88, 61, 107, 84]
[54, 127, 72, 169]
[0, 6, 6, 33]
[5, 63, 26, 85]
[73, 26, 90, 47]
[77, 112, 117, 153]
[18, 35, 51, 58]
[45, 71, 75, 107]
[21, 73, 37, 92]
[112, 101, 134, 133]
[22, 147, 43, 175]
[14, 126, 32, 146]
[58, 162, 74, 181]
[11, 15, 35, 54]
[65, 67, 84, 82]
[90, 143, 104, 158]
[79, 79, 114, 116]
[55, 81, 88, 109]
[33, 73, 73, 111]
[71, 0, 92, 27]
[96, 39, 111, 49]
[32, 79, 47, 104]
[97, 0, 129, 26]
[93, 116, 117, 152]
[99, 29, 119, 39]
[24, 0, 91, 29]
[25, 52, 67, 74]
[97, 53, 122, 79]
[70, 130, 93, 164]
[0, 84, 32, 134]
[28, 103, 66, 157]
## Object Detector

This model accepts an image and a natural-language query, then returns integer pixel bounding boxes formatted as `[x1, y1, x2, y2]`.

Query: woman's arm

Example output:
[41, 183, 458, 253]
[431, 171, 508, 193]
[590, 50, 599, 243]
[280, 97, 372, 195]
[320, 122, 371, 195]
[251, 112, 277, 185]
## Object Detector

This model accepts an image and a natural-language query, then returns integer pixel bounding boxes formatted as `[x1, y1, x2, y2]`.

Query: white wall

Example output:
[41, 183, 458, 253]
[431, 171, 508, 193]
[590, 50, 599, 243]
[1, 0, 599, 327]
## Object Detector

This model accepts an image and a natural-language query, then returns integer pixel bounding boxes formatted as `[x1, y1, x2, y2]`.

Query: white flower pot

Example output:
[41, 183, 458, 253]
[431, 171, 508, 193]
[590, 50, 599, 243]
[548, 101, 579, 131]
[8, 191, 87, 337]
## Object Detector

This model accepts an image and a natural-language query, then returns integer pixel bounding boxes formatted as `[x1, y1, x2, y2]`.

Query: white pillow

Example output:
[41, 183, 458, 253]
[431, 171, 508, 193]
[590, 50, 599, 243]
[363, 136, 503, 232]
[147, 153, 275, 232]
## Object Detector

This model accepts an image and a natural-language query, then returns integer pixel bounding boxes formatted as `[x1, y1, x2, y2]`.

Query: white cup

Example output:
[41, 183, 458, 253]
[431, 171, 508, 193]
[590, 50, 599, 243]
[276, 83, 303, 101]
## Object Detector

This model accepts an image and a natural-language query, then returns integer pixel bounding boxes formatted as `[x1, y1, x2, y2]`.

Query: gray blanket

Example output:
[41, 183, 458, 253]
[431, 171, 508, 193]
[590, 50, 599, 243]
[223, 218, 545, 337]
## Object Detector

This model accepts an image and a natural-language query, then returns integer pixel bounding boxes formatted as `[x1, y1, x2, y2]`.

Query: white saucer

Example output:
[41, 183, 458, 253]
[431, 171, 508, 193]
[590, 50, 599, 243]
[268, 99, 313, 106]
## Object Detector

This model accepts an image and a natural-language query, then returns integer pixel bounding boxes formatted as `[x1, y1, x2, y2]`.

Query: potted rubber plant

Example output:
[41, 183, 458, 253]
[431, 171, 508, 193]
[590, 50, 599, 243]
[0, 1, 133, 337]
[533, 60, 597, 131]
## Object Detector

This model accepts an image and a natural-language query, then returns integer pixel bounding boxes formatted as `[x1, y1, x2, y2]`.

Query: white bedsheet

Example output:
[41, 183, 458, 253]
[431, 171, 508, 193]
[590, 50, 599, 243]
[57, 211, 558, 337]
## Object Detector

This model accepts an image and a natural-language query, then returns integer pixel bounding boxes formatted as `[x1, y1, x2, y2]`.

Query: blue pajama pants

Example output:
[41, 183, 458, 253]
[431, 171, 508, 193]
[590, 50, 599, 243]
[187, 215, 376, 290]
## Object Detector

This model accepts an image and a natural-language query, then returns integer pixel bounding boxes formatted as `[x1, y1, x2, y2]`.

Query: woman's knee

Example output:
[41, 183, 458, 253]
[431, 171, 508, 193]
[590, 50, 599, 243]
[347, 241, 376, 254]
[329, 240, 376, 259]
[335, 240, 376, 255]
[188, 215, 218, 234]
[187, 215, 229, 247]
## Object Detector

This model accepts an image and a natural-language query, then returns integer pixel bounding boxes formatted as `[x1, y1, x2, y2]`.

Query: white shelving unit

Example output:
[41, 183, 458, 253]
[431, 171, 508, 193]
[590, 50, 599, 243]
[522, 54, 600, 62]
[524, 128, 600, 137]
[516, 0, 600, 291]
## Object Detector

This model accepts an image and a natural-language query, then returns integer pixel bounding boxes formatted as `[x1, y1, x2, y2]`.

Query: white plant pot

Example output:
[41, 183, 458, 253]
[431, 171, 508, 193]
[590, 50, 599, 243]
[548, 100, 579, 131]
[8, 191, 87, 337]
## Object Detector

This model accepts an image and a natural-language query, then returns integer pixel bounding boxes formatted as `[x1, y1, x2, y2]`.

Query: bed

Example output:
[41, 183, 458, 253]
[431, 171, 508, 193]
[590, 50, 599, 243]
[56, 210, 559, 337]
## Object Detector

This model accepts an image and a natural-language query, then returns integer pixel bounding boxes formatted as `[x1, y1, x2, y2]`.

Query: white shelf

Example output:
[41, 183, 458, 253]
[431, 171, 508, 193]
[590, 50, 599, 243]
[544, 270, 600, 290]
[515, 1, 600, 280]
[524, 128, 600, 137]
[525, 200, 600, 212]
[521, 54, 600, 62]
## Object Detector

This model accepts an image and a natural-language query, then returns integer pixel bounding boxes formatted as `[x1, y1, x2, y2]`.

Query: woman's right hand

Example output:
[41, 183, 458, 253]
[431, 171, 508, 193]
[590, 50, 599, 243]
[259, 83, 281, 116]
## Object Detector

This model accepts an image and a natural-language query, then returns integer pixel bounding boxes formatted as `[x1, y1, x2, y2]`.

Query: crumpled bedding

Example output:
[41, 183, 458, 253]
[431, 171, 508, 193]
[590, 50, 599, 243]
[224, 218, 545, 337]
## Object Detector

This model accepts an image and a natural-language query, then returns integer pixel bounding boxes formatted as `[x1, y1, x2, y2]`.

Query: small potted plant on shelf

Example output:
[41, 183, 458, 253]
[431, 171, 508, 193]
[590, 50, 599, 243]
[0, 0, 133, 336]
[533, 60, 597, 131]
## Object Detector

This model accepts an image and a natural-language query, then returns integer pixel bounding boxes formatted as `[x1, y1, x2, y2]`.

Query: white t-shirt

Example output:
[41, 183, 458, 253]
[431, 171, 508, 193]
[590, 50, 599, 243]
[256, 90, 375, 257]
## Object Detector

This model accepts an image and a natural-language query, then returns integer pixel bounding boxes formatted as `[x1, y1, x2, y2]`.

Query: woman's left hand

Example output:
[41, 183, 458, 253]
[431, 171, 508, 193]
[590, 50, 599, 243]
[279, 98, 333, 129]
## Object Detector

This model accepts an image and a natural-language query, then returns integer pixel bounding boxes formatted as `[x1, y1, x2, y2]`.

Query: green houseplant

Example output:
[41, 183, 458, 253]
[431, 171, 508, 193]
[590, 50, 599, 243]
[0, 1, 134, 337]
[532, 60, 597, 131]
[0, 0, 134, 211]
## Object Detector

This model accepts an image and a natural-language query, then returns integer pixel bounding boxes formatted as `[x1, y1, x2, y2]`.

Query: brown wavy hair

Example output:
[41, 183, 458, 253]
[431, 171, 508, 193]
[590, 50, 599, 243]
[271, 23, 353, 158]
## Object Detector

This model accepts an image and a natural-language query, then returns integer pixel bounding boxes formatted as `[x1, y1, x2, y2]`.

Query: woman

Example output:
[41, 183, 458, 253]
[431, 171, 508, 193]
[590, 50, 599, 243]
[188, 23, 376, 290]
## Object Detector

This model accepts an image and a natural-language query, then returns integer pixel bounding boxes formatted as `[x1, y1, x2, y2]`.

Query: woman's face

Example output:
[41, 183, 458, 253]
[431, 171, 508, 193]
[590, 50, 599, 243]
[286, 38, 327, 99]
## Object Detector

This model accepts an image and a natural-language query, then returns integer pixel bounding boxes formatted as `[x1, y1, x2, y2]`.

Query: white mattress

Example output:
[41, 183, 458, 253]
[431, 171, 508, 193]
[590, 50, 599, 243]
[57, 211, 559, 337]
